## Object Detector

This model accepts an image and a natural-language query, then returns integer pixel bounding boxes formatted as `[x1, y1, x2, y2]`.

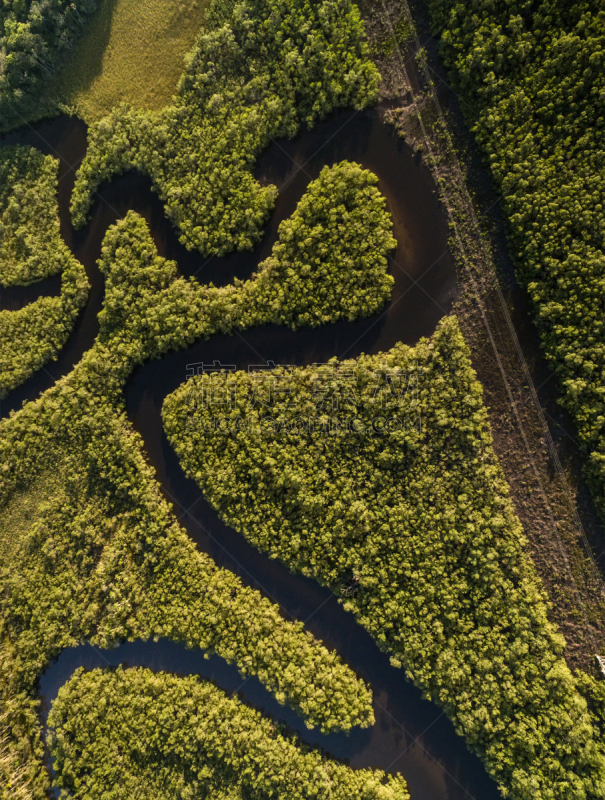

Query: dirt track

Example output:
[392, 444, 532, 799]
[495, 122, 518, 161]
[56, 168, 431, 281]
[361, 0, 605, 673]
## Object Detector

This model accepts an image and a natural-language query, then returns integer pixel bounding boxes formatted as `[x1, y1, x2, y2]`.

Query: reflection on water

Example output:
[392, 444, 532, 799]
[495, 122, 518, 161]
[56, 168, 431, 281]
[2, 109, 501, 798]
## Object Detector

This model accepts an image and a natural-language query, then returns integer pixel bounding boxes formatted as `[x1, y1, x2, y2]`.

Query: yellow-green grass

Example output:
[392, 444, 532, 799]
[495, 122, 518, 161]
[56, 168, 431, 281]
[0, 460, 68, 565]
[50, 0, 209, 122]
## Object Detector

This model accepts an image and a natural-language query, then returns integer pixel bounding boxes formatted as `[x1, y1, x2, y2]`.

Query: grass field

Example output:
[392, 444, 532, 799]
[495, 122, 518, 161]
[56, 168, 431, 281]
[50, 0, 209, 122]
[0, 463, 67, 566]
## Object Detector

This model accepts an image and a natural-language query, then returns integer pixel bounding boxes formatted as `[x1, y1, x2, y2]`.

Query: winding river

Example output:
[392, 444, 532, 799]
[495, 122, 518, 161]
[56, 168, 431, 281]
[0, 107, 502, 799]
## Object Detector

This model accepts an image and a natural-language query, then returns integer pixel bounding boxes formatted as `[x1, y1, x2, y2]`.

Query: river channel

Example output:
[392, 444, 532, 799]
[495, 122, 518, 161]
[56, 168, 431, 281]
[0, 107, 502, 799]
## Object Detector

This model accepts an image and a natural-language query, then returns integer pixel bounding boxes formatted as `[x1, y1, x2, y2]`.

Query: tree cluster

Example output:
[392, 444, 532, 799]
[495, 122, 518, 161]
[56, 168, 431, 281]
[577, 669, 605, 750]
[93, 161, 395, 365]
[426, 1, 605, 519]
[47, 666, 409, 800]
[0, 164, 395, 796]
[163, 315, 605, 800]
[70, 0, 380, 256]
[0, 146, 69, 287]
[0, 0, 98, 130]
[0, 145, 89, 398]
[239, 161, 396, 329]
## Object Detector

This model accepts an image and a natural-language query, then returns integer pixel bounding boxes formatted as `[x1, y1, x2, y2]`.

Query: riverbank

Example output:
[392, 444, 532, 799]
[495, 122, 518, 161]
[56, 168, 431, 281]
[0, 103, 501, 797]
[360, 0, 605, 671]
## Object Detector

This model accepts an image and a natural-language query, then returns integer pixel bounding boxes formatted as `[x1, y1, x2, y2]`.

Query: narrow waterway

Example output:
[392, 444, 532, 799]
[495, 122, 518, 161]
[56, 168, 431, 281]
[1, 107, 502, 800]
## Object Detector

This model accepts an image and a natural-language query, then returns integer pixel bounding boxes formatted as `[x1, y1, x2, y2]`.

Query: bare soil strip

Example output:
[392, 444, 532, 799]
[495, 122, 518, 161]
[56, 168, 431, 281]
[361, 0, 605, 672]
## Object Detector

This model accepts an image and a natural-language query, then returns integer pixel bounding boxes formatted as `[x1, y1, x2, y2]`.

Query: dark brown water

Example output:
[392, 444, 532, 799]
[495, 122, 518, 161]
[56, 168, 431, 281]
[0, 274, 62, 310]
[1, 109, 501, 799]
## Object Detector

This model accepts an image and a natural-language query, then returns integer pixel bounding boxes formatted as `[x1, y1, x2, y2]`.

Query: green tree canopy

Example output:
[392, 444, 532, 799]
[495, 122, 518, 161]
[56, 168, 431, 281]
[0, 163, 394, 796]
[0, 145, 89, 398]
[426, 0, 605, 519]
[70, 0, 380, 256]
[163, 316, 605, 800]
[47, 666, 409, 800]
[0, 0, 98, 128]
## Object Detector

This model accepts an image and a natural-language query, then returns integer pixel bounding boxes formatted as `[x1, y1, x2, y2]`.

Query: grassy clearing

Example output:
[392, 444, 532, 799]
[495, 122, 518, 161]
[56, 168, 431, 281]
[0, 463, 67, 567]
[50, 0, 209, 122]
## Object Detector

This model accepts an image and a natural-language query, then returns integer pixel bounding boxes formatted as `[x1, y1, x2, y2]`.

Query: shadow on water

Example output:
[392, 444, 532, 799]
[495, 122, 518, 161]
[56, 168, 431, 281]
[40, 635, 495, 800]
[0, 274, 62, 311]
[2, 109, 501, 798]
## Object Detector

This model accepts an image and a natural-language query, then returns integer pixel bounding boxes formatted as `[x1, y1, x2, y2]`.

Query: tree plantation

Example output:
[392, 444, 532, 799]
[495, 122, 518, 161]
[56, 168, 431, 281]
[0, 165, 397, 797]
[163, 316, 605, 799]
[426, 0, 605, 519]
[47, 666, 410, 800]
[70, 0, 380, 255]
[0, 146, 89, 398]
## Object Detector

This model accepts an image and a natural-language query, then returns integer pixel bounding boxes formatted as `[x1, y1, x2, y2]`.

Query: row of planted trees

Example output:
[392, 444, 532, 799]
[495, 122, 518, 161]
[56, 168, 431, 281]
[425, 0, 605, 519]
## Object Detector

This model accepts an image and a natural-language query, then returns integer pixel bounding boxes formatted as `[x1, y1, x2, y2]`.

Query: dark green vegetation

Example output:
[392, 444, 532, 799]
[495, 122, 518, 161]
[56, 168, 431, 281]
[0, 145, 89, 398]
[70, 0, 380, 255]
[425, 1, 605, 519]
[0, 0, 97, 129]
[163, 316, 605, 800]
[47, 666, 410, 800]
[0, 162, 395, 797]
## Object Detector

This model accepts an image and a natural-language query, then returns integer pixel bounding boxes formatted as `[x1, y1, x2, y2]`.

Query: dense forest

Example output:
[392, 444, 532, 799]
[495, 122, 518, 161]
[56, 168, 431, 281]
[94, 161, 395, 358]
[0, 145, 88, 397]
[425, 1, 605, 518]
[0, 164, 396, 796]
[47, 666, 410, 800]
[5, 0, 605, 795]
[70, 0, 380, 256]
[0, 146, 69, 286]
[163, 316, 605, 800]
[0, 0, 98, 129]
